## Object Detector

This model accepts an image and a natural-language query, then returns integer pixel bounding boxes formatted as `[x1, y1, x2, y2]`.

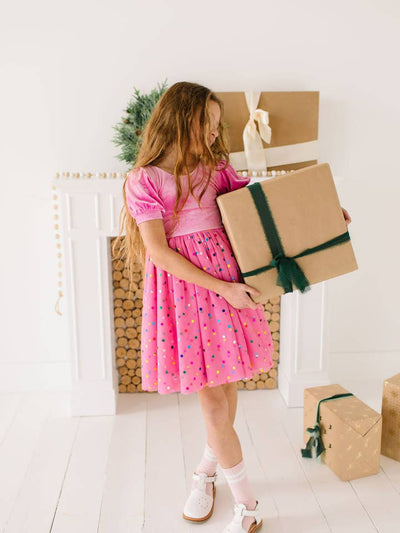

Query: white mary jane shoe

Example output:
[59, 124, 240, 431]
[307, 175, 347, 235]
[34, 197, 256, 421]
[182, 471, 217, 522]
[222, 500, 263, 533]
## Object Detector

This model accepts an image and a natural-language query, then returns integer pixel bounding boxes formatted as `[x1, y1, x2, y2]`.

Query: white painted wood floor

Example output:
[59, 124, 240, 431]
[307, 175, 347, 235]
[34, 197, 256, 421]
[0, 382, 399, 533]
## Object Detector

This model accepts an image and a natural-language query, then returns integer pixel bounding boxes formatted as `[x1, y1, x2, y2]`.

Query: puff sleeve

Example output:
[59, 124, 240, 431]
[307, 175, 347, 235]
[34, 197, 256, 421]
[216, 160, 251, 195]
[125, 167, 165, 225]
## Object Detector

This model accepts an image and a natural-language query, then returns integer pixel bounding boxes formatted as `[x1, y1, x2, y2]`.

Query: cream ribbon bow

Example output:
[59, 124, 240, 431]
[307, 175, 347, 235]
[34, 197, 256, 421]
[243, 91, 272, 171]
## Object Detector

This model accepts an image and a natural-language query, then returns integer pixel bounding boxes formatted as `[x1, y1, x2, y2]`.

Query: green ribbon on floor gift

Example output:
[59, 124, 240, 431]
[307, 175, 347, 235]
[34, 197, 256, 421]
[300, 392, 355, 459]
[241, 182, 351, 294]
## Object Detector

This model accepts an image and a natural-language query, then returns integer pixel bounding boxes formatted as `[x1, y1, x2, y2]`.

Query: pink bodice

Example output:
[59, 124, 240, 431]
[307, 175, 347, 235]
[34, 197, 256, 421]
[125, 160, 250, 239]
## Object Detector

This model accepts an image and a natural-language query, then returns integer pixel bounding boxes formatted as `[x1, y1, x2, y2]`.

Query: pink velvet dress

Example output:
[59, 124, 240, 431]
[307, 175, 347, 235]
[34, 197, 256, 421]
[125, 160, 274, 395]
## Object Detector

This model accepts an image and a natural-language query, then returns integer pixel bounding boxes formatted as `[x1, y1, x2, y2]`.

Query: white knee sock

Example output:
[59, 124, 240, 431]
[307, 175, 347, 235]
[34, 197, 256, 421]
[191, 442, 218, 496]
[221, 458, 257, 531]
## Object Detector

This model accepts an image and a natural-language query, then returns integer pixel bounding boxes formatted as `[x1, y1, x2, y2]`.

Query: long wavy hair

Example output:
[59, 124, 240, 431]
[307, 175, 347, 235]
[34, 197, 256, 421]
[113, 81, 231, 279]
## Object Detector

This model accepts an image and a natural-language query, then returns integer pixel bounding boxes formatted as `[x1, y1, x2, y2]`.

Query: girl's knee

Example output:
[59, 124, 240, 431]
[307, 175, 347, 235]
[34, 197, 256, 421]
[197, 384, 230, 422]
[222, 382, 237, 393]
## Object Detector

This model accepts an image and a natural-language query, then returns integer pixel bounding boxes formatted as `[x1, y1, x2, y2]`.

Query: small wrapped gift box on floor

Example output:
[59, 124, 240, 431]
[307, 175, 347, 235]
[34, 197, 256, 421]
[216, 162, 358, 303]
[301, 384, 382, 481]
[381, 373, 400, 461]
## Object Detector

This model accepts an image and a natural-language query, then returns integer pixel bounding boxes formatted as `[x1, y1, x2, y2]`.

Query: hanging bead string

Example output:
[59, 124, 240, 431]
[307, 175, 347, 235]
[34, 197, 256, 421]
[51, 168, 293, 314]
[51, 181, 64, 316]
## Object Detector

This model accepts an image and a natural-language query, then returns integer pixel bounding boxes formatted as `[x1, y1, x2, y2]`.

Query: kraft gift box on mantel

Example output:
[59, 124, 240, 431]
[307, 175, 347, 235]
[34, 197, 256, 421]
[214, 90, 319, 172]
[216, 162, 358, 304]
[381, 373, 400, 461]
[301, 384, 382, 481]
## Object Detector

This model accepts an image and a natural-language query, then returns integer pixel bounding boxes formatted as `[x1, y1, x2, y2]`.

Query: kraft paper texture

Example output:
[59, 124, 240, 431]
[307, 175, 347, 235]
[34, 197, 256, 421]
[381, 373, 400, 461]
[304, 384, 382, 481]
[216, 163, 358, 303]
[215, 91, 319, 171]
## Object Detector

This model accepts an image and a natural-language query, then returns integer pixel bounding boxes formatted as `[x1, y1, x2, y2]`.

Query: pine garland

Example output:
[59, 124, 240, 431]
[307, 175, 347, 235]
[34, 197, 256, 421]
[112, 79, 169, 167]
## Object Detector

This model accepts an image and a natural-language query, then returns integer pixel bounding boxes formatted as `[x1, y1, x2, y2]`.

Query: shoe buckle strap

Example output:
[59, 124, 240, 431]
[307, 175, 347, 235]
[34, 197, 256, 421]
[193, 471, 217, 484]
[240, 508, 258, 517]
[235, 502, 259, 517]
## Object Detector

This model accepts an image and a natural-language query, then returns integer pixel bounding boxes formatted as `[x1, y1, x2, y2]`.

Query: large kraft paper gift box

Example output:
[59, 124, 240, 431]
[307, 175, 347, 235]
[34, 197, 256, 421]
[301, 384, 382, 481]
[216, 162, 358, 303]
[381, 373, 400, 461]
[214, 91, 319, 172]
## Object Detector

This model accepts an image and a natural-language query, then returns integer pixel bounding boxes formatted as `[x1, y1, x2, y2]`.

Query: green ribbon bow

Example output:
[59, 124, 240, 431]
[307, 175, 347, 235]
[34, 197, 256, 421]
[300, 392, 354, 459]
[241, 181, 351, 294]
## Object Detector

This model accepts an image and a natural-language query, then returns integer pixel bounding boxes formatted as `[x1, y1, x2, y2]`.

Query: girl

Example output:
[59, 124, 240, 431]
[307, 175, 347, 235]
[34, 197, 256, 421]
[116, 81, 351, 533]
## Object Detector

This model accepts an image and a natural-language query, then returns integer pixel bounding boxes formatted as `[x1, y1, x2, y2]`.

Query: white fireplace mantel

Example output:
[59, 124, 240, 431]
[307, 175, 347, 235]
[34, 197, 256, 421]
[53, 171, 332, 417]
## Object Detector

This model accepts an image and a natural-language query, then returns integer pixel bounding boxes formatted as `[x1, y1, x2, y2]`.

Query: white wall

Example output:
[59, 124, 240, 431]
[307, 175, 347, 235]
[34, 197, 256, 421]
[1, 0, 399, 390]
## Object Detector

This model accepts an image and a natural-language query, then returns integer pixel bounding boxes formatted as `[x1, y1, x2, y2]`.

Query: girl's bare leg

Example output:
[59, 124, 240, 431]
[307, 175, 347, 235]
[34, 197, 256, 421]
[222, 382, 238, 427]
[197, 382, 242, 468]
[196, 382, 258, 531]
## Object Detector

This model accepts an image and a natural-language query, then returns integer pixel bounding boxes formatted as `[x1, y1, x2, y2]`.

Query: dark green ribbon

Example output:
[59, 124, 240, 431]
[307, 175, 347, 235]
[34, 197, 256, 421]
[241, 182, 350, 294]
[300, 392, 354, 459]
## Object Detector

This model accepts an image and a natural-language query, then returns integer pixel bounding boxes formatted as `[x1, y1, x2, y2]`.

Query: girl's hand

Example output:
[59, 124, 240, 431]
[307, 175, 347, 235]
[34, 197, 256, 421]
[342, 206, 352, 226]
[218, 281, 261, 310]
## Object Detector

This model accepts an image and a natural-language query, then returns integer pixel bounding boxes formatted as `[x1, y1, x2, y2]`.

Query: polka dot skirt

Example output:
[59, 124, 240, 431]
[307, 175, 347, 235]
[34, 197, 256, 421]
[140, 227, 274, 395]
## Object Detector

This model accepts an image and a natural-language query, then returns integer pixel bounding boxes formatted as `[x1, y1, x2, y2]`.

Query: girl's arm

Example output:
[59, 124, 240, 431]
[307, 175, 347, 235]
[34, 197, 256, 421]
[137, 221, 267, 310]
[138, 219, 228, 295]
